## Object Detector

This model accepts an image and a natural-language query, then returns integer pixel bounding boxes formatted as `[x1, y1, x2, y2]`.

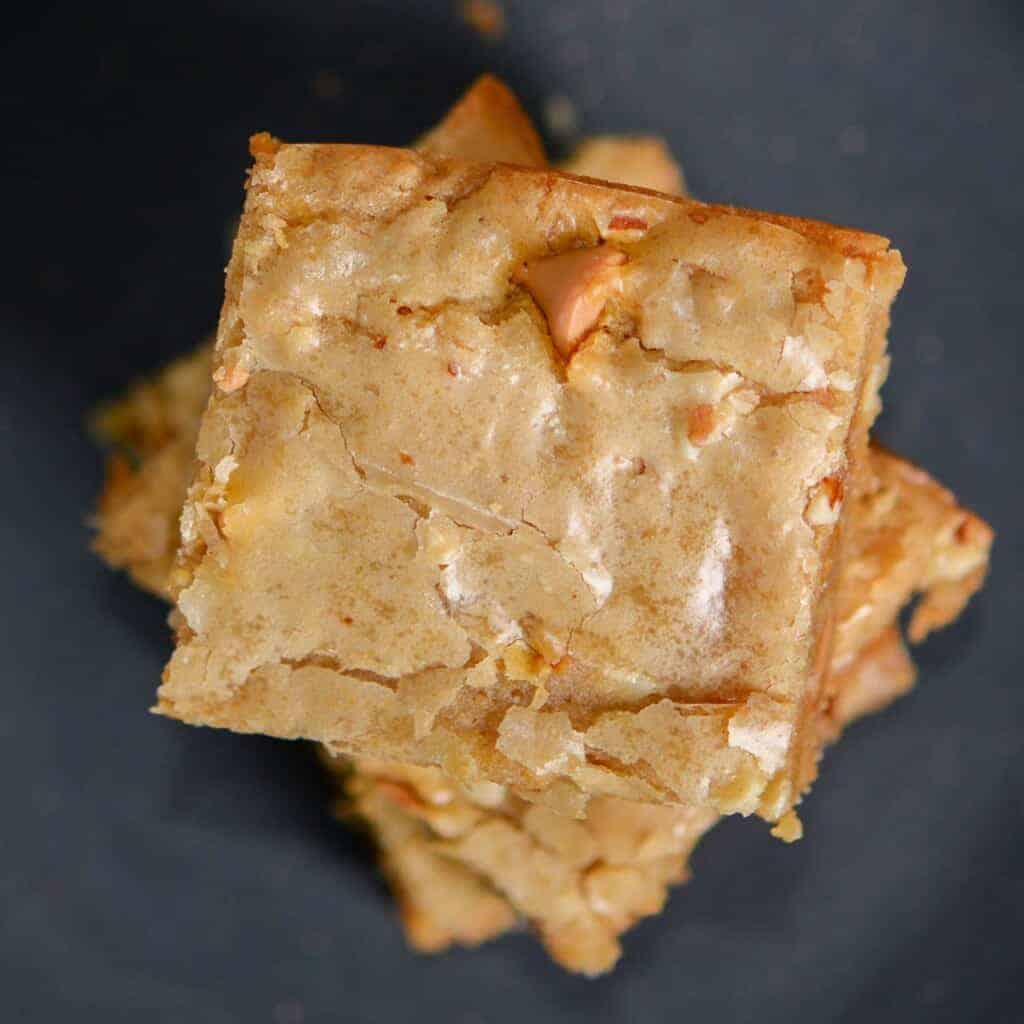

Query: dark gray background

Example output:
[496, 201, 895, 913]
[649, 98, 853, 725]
[1, 1, 1020, 1020]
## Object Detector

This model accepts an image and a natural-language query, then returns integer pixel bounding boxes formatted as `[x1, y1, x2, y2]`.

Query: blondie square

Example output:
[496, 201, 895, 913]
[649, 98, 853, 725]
[95, 125, 989, 975]
[156, 142, 906, 823]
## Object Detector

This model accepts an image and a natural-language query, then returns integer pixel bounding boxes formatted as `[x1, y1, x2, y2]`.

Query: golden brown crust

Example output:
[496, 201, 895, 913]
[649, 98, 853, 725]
[836, 447, 993, 661]
[563, 136, 687, 196]
[91, 122, 989, 977]
[561, 136, 894, 267]
[337, 753, 715, 976]
[157, 142, 905, 822]
[823, 627, 916, 740]
[93, 337, 987, 975]
[91, 80, 545, 601]
[330, 620, 922, 975]
[416, 75, 545, 168]
[90, 344, 212, 595]
[514, 159, 899, 263]
[339, 763, 518, 952]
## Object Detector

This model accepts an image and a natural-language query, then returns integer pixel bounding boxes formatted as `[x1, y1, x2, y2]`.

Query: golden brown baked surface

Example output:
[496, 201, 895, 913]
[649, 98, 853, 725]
[91, 368, 966, 974]
[562, 136, 687, 196]
[92, 127, 989, 978]
[342, 753, 715, 975]
[93, 344, 990, 718]
[91, 343, 991, 761]
[417, 74, 544, 167]
[92, 345, 212, 595]
[835, 446, 993, 659]
[154, 141, 906, 821]
[93, 74, 545, 599]
[334, 625, 917, 976]
[822, 626, 916, 741]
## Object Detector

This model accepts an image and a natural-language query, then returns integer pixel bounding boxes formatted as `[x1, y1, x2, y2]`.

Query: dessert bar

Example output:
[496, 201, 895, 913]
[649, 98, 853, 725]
[92, 98, 990, 974]
[156, 139, 906, 824]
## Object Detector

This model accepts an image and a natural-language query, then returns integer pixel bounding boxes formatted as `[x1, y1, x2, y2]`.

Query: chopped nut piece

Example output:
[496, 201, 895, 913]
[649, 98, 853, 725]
[496, 707, 585, 776]
[686, 403, 715, 444]
[710, 761, 768, 816]
[212, 359, 249, 393]
[728, 694, 794, 776]
[539, 918, 622, 978]
[521, 804, 596, 867]
[806, 474, 845, 526]
[249, 131, 280, 158]
[822, 475, 844, 506]
[770, 810, 803, 843]
[607, 214, 648, 233]
[417, 513, 464, 565]
[513, 245, 627, 359]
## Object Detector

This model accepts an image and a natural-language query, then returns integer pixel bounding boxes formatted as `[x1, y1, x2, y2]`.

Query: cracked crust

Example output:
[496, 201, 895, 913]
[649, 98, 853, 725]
[92, 75, 546, 598]
[93, 131, 990, 977]
[155, 142, 906, 822]
[333, 626, 917, 976]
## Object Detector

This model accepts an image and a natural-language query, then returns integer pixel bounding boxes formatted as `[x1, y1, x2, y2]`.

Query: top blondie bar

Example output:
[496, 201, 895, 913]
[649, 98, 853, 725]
[157, 139, 905, 823]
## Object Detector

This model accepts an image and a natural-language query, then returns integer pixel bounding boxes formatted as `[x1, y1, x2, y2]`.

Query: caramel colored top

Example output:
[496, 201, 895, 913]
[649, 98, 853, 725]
[158, 143, 905, 821]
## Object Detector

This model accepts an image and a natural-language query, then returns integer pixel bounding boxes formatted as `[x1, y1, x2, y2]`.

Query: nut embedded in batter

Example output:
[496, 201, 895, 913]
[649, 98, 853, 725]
[513, 245, 627, 359]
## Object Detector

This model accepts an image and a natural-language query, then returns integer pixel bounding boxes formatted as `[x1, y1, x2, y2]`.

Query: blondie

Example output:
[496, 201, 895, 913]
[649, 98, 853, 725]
[94, 118, 989, 973]
[154, 138, 907, 825]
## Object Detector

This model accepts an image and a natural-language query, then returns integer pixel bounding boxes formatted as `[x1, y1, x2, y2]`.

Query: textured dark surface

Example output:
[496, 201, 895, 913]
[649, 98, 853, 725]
[1, 1, 1021, 1021]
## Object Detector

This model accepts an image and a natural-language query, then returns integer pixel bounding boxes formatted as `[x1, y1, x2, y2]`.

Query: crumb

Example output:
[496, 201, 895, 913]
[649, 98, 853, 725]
[459, 0, 505, 40]
[770, 810, 803, 843]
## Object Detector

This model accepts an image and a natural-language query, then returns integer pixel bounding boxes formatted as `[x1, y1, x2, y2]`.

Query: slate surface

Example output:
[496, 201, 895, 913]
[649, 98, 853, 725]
[1, 1, 1020, 1021]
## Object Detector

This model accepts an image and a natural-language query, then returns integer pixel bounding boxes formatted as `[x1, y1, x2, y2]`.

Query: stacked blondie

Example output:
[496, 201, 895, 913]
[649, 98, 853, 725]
[93, 77, 992, 975]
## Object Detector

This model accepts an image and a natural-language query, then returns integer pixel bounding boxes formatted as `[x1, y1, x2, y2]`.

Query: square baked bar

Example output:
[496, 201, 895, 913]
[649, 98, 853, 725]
[158, 142, 905, 823]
